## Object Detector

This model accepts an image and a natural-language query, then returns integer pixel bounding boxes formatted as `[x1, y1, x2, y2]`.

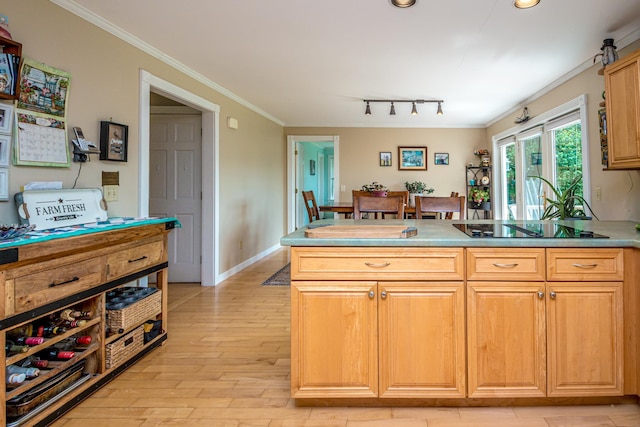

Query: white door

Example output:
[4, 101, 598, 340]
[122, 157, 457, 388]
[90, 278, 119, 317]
[149, 114, 202, 282]
[296, 144, 306, 228]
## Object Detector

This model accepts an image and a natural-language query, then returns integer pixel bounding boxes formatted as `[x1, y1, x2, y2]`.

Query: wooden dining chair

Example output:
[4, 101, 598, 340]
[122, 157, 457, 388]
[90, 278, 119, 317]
[415, 195, 466, 220]
[302, 190, 321, 223]
[446, 192, 459, 219]
[353, 194, 405, 219]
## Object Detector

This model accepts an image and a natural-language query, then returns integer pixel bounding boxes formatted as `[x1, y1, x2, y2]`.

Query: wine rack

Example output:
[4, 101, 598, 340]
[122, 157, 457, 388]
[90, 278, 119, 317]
[0, 220, 176, 426]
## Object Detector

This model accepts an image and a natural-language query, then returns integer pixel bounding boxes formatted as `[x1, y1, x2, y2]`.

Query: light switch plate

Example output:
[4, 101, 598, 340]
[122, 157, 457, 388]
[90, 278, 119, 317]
[103, 185, 119, 202]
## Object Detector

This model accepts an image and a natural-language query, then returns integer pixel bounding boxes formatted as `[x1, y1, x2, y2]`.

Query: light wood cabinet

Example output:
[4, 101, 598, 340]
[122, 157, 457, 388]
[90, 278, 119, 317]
[290, 247, 466, 399]
[290, 281, 378, 398]
[290, 245, 628, 403]
[546, 249, 624, 397]
[604, 47, 640, 169]
[378, 282, 466, 398]
[0, 220, 175, 426]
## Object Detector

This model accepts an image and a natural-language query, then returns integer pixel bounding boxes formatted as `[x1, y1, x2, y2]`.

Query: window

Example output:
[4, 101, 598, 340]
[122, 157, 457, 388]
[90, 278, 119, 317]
[492, 96, 590, 220]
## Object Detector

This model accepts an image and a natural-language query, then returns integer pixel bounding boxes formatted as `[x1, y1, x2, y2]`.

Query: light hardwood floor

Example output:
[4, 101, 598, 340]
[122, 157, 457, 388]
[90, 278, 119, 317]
[53, 248, 640, 426]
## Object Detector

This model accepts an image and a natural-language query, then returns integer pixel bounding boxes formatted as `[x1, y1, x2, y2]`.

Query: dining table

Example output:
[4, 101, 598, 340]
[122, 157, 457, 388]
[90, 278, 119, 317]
[319, 201, 418, 219]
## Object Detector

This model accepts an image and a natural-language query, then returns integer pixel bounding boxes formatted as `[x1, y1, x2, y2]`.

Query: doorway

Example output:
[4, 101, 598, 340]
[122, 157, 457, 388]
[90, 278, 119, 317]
[287, 135, 340, 231]
[139, 71, 220, 286]
[149, 107, 202, 282]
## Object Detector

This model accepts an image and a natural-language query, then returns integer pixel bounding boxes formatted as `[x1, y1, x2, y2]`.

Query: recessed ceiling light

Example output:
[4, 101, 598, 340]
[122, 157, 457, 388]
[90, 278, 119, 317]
[513, 0, 540, 9]
[390, 0, 416, 8]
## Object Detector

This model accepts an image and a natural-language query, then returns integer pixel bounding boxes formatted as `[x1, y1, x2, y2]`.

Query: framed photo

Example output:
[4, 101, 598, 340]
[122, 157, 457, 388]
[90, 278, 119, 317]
[379, 151, 391, 167]
[309, 159, 316, 175]
[0, 134, 10, 167]
[434, 152, 449, 165]
[99, 121, 128, 162]
[0, 103, 13, 133]
[0, 168, 8, 201]
[398, 146, 427, 170]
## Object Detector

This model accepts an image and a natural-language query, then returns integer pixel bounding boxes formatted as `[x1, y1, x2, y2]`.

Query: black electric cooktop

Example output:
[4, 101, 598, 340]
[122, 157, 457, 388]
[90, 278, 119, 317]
[453, 223, 609, 239]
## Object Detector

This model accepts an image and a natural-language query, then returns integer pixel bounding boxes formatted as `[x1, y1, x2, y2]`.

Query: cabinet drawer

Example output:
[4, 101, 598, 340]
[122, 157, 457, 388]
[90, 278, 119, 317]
[291, 247, 464, 281]
[106, 239, 166, 280]
[547, 248, 624, 281]
[467, 248, 545, 281]
[13, 257, 104, 313]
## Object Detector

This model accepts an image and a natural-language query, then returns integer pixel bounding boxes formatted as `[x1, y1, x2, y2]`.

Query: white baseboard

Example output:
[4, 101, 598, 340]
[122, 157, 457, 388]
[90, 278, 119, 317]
[208, 243, 282, 286]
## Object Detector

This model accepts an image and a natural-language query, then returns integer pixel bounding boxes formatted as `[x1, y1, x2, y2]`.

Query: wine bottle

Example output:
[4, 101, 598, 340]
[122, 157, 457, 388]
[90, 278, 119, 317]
[58, 319, 87, 328]
[19, 356, 49, 369]
[5, 341, 29, 356]
[6, 373, 26, 385]
[6, 364, 40, 379]
[36, 348, 75, 360]
[8, 323, 34, 338]
[12, 335, 45, 346]
[59, 309, 93, 320]
[33, 324, 67, 337]
[53, 335, 92, 351]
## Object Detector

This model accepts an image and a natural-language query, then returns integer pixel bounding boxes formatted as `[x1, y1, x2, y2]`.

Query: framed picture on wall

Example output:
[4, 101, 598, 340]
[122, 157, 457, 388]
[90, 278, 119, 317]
[0, 134, 10, 166]
[309, 159, 316, 175]
[434, 152, 449, 165]
[99, 121, 128, 162]
[379, 151, 391, 166]
[398, 146, 427, 170]
[0, 103, 13, 133]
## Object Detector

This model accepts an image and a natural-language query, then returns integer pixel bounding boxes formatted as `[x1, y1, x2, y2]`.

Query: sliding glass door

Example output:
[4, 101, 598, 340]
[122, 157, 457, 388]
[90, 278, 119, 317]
[494, 105, 586, 220]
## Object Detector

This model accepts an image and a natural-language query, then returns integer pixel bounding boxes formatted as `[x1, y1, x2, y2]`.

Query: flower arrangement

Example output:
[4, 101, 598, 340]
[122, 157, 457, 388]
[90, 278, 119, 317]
[404, 181, 434, 194]
[361, 181, 388, 192]
[469, 187, 490, 205]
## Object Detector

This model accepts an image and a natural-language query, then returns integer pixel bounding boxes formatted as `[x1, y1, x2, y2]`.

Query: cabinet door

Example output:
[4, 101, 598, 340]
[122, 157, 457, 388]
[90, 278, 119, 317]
[547, 282, 623, 396]
[467, 282, 546, 397]
[605, 49, 640, 169]
[378, 282, 466, 398]
[290, 281, 378, 398]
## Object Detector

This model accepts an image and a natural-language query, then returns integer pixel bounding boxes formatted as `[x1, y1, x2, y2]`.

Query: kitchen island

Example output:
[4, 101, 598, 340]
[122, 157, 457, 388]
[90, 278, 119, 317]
[281, 219, 640, 406]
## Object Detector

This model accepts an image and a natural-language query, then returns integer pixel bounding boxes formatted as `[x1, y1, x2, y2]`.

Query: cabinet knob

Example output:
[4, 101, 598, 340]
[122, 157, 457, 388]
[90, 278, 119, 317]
[550, 291, 557, 299]
[380, 291, 387, 299]
[368, 290, 375, 299]
[538, 291, 544, 299]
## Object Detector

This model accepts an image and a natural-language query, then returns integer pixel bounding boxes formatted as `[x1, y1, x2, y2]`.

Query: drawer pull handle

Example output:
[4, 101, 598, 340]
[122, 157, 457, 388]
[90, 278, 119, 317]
[572, 263, 597, 269]
[49, 276, 79, 288]
[365, 262, 390, 268]
[128, 255, 148, 263]
[493, 263, 519, 268]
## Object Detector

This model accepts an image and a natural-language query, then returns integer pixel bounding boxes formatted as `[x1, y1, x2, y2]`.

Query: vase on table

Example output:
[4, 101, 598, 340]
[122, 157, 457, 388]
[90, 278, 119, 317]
[409, 192, 422, 207]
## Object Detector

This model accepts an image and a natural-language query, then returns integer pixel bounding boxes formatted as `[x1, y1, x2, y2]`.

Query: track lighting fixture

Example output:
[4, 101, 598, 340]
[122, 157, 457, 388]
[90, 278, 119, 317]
[363, 99, 444, 116]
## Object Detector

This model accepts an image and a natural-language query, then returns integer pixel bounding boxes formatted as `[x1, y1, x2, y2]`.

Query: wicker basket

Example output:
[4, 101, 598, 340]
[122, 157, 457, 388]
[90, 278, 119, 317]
[105, 325, 144, 369]
[106, 289, 162, 332]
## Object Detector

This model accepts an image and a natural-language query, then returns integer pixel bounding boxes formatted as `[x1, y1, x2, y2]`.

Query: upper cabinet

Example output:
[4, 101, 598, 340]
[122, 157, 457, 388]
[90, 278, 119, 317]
[0, 35, 22, 101]
[604, 48, 640, 169]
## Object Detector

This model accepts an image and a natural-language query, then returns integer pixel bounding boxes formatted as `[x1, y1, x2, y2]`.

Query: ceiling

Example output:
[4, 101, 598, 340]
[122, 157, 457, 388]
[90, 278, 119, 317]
[56, 0, 640, 128]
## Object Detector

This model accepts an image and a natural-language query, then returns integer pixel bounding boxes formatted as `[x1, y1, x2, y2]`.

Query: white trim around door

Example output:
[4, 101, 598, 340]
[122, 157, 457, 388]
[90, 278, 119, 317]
[140, 70, 221, 286]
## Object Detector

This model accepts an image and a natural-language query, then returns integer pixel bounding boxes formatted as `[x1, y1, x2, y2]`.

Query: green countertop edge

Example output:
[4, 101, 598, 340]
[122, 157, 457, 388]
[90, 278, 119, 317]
[281, 219, 640, 249]
[0, 217, 180, 249]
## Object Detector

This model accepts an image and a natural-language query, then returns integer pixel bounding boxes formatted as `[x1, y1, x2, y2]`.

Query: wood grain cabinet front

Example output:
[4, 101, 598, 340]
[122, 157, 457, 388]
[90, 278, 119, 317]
[291, 247, 464, 281]
[106, 237, 166, 280]
[10, 255, 104, 315]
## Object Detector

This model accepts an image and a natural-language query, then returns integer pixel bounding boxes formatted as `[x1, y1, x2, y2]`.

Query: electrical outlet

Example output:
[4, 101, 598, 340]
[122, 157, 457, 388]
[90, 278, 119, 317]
[595, 186, 601, 201]
[340, 185, 346, 192]
[239, 239, 243, 249]
[103, 185, 119, 202]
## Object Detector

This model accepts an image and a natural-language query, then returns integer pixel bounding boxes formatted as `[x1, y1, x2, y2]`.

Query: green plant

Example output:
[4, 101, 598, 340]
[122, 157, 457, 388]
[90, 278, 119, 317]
[404, 181, 434, 194]
[530, 174, 598, 220]
[361, 181, 388, 192]
[468, 188, 489, 205]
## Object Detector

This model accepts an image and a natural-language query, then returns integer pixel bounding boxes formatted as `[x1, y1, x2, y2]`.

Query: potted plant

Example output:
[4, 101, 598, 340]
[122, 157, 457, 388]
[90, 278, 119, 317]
[361, 181, 388, 197]
[530, 174, 598, 220]
[468, 187, 490, 209]
[405, 181, 435, 206]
